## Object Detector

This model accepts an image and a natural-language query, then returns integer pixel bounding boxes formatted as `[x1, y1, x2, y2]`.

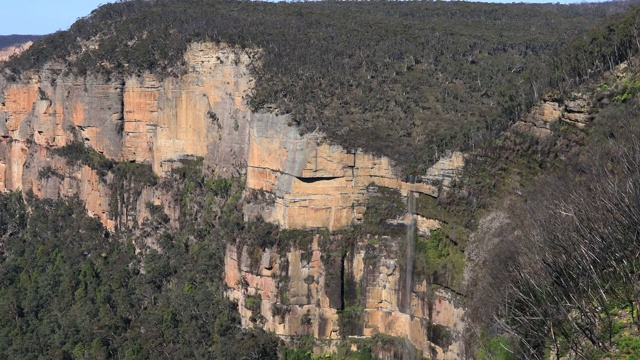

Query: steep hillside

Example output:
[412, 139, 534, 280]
[2, 0, 627, 174]
[0, 1, 639, 360]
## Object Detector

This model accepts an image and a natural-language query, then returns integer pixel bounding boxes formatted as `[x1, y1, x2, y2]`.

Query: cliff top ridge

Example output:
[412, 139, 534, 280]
[1, 0, 637, 175]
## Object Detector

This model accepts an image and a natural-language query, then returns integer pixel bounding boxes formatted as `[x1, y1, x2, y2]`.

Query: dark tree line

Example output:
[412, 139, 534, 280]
[554, 6, 640, 90]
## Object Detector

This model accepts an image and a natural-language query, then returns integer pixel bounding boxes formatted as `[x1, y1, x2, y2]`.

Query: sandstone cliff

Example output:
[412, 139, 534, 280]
[0, 42, 466, 358]
[245, 112, 465, 231]
[511, 92, 594, 138]
[225, 232, 465, 359]
[0, 42, 253, 175]
[0, 42, 254, 231]
[0, 41, 464, 232]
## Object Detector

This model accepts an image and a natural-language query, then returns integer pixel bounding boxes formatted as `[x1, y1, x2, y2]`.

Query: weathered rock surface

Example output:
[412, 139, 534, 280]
[0, 41, 464, 232]
[0, 42, 252, 177]
[513, 93, 594, 138]
[225, 234, 465, 359]
[225, 236, 341, 340]
[0, 43, 254, 231]
[0, 137, 178, 233]
[245, 113, 458, 231]
[422, 151, 465, 191]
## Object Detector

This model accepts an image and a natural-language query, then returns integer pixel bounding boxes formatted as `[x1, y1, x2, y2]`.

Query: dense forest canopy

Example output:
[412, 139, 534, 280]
[3, 0, 637, 173]
[0, 177, 282, 359]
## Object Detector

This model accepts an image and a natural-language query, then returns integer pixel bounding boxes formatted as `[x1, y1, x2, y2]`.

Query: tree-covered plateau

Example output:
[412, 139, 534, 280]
[4, 0, 638, 174]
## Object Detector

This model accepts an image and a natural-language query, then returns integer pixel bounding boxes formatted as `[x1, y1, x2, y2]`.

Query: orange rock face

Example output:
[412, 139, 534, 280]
[512, 93, 594, 139]
[0, 41, 464, 233]
[2, 84, 39, 135]
[246, 113, 460, 231]
[225, 236, 341, 340]
[0, 43, 254, 175]
[225, 234, 465, 359]
[121, 43, 254, 174]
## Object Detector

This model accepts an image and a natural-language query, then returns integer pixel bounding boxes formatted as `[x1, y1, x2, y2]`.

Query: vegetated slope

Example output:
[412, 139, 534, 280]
[0, 35, 43, 49]
[462, 58, 640, 358]
[1, 0, 629, 174]
[429, 5, 640, 229]
[0, 176, 282, 359]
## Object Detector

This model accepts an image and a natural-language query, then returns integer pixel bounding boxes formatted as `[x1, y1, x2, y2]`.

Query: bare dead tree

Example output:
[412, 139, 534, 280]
[467, 102, 640, 358]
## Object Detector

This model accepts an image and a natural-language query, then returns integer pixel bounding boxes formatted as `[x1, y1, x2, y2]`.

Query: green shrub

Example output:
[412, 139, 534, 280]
[615, 336, 640, 359]
[281, 348, 313, 360]
[361, 186, 406, 236]
[477, 336, 517, 360]
[413, 229, 464, 290]
[53, 141, 113, 177]
[612, 77, 640, 102]
[245, 293, 262, 314]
